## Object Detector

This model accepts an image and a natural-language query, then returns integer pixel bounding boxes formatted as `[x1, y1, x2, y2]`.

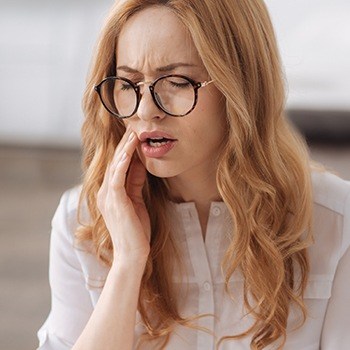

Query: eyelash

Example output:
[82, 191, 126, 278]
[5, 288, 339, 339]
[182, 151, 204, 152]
[121, 84, 133, 91]
[168, 81, 191, 88]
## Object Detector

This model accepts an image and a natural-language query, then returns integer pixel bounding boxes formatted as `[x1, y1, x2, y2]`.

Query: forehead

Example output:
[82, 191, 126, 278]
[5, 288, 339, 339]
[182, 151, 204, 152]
[117, 6, 202, 72]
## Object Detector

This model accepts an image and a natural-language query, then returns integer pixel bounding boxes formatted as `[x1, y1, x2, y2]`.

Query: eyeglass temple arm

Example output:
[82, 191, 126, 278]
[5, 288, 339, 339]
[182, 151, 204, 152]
[200, 79, 214, 87]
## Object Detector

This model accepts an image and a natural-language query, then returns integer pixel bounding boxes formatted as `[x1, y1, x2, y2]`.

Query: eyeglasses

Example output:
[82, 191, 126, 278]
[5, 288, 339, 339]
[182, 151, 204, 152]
[94, 74, 214, 118]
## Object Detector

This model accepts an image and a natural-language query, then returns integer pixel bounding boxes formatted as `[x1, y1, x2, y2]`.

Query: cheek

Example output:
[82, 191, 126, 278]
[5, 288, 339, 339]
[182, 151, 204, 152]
[121, 119, 136, 134]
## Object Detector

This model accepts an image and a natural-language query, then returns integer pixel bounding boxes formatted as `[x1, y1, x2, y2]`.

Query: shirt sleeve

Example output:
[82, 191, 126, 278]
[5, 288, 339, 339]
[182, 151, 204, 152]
[321, 189, 350, 349]
[37, 189, 94, 349]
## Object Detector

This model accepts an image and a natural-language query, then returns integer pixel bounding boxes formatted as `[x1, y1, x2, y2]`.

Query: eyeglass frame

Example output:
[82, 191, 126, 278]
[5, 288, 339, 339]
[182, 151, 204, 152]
[94, 74, 214, 118]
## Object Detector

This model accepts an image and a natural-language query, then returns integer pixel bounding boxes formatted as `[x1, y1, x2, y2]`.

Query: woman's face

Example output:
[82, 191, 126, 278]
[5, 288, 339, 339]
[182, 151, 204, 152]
[117, 6, 227, 179]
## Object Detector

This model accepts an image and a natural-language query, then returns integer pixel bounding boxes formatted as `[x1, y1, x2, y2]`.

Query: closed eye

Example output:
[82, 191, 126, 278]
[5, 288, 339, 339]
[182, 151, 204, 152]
[120, 83, 133, 91]
[169, 80, 191, 88]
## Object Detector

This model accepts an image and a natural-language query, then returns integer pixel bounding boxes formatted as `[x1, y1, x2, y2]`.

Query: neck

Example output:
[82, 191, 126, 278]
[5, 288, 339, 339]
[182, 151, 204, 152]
[166, 166, 222, 237]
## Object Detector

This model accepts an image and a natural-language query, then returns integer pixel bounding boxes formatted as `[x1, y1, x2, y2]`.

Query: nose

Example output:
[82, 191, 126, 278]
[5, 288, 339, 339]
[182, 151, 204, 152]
[135, 86, 166, 121]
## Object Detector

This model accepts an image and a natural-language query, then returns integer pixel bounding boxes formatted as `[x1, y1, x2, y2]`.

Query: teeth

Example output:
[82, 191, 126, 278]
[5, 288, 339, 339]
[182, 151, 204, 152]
[149, 140, 170, 147]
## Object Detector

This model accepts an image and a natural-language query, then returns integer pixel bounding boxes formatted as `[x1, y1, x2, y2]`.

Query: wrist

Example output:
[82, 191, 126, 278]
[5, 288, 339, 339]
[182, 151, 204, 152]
[111, 255, 148, 274]
[112, 247, 150, 267]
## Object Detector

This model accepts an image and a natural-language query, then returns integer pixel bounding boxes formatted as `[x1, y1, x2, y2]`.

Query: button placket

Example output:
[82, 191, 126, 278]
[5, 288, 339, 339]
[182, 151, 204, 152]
[179, 203, 215, 349]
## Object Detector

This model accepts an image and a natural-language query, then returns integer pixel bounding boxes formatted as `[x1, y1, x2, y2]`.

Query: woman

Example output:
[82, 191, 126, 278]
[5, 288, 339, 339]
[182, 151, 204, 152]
[37, 0, 350, 349]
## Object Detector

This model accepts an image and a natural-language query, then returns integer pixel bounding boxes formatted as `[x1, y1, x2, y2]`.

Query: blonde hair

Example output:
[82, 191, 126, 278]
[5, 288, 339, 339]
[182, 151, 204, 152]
[78, 0, 314, 349]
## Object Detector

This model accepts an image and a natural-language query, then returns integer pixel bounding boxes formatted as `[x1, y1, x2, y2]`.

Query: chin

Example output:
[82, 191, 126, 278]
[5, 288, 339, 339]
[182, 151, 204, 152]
[144, 159, 179, 178]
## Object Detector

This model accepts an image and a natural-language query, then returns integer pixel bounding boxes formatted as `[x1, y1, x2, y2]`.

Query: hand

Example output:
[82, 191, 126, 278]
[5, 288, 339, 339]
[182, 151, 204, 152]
[97, 127, 151, 265]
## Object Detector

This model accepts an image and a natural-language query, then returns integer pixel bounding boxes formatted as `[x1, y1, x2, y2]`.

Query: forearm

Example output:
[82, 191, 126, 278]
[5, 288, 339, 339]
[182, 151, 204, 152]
[72, 259, 146, 350]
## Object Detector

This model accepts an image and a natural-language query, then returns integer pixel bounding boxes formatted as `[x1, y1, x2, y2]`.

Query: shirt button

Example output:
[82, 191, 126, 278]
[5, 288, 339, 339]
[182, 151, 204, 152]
[203, 281, 211, 292]
[212, 206, 221, 217]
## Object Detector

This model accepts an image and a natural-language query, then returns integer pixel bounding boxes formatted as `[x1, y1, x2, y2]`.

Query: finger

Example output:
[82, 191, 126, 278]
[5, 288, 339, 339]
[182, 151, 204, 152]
[116, 131, 139, 168]
[99, 128, 134, 211]
[110, 132, 139, 191]
[111, 126, 134, 164]
[104, 126, 132, 186]
[126, 156, 147, 203]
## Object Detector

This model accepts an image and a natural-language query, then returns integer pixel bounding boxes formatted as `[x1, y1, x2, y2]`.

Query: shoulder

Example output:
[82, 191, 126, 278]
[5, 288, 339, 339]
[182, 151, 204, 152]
[310, 169, 350, 260]
[311, 169, 350, 215]
[51, 185, 109, 302]
[52, 185, 85, 239]
[54, 184, 83, 218]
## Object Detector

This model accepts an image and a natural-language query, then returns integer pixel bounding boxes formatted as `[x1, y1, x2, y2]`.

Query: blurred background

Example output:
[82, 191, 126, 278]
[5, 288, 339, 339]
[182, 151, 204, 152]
[0, 1, 349, 349]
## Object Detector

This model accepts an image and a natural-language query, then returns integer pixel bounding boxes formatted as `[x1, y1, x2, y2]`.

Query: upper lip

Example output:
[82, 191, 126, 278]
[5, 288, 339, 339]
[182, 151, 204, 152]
[138, 131, 177, 142]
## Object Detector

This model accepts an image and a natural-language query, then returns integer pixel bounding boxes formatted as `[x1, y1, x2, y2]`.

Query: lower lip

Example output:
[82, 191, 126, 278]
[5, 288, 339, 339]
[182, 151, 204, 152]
[140, 140, 177, 158]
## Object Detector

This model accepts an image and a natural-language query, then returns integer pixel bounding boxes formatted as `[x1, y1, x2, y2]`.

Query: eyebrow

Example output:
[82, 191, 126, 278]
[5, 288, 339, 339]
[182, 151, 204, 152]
[116, 63, 198, 73]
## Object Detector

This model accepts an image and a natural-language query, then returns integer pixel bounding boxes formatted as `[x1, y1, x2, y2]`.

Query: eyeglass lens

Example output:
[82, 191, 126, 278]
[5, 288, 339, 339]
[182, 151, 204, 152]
[99, 76, 196, 117]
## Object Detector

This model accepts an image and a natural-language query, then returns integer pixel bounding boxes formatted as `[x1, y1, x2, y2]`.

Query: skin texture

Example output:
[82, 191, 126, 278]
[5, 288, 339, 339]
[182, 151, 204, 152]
[117, 6, 227, 234]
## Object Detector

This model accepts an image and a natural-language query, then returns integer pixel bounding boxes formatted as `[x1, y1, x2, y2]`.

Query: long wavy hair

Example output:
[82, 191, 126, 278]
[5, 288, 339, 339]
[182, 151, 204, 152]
[77, 0, 314, 349]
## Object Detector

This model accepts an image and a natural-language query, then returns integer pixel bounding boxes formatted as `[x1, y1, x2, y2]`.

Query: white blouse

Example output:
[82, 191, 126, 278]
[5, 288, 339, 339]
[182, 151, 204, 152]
[37, 170, 350, 350]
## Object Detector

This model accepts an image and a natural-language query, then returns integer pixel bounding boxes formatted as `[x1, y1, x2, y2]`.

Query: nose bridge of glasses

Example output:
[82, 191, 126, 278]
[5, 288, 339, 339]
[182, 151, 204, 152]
[135, 81, 157, 103]
[135, 80, 162, 117]
[136, 80, 154, 92]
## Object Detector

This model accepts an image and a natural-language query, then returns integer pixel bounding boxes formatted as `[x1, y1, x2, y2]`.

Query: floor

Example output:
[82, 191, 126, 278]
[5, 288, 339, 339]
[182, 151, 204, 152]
[0, 141, 349, 350]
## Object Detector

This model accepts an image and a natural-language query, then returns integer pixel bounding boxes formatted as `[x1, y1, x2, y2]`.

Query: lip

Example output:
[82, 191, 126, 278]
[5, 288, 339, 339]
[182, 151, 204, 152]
[138, 130, 177, 142]
[137, 130, 178, 159]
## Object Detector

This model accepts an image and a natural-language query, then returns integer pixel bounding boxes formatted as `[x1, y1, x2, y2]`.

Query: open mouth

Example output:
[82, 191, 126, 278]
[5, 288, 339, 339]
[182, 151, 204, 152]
[146, 137, 175, 147]
[140, 136, 177, 157]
